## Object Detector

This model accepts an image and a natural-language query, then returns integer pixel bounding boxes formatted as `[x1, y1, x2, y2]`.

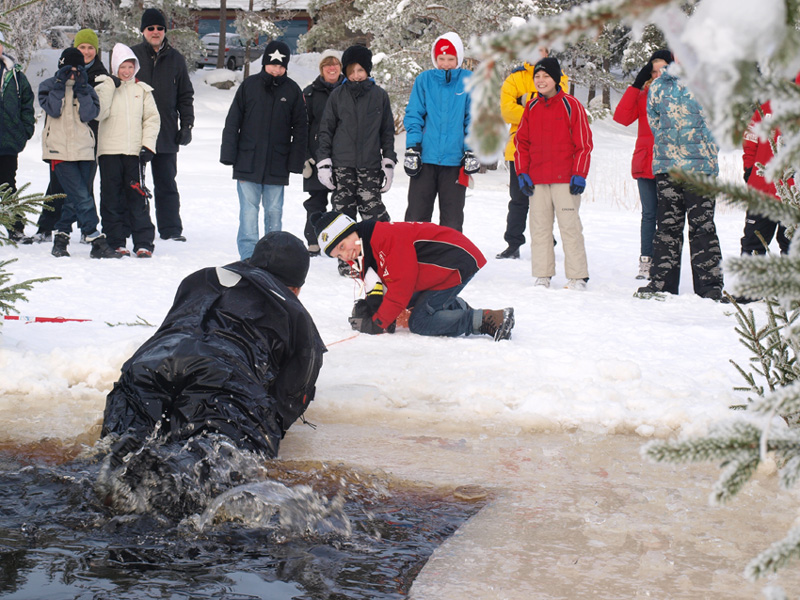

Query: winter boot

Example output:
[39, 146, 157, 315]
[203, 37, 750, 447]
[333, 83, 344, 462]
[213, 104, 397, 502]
[495, 246, 520, 259]
[478, 307, 515, 341]
[534, 277, 551, 288]
[51, 232, 70, 257]
[636, 256, 651, 280]
[565, 279, 587, 291]
[308, 244, 321, 257]
[90, 234, 123, 259]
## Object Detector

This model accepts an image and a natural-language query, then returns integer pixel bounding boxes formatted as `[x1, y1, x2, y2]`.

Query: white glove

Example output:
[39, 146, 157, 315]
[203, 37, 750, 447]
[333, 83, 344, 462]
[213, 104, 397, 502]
[302, 158, 315, 179]
[380, 158, 395, 193]
[316, 158, 335, 190]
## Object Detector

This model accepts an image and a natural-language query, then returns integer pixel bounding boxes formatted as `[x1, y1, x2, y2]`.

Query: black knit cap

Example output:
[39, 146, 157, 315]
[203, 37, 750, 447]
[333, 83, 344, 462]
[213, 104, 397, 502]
[262, 41, 291, 68]
[58, 47, 84, 69]
[312, 211, 358, 257]
[649, 49, 674, 64]
[140, 8, 167, 32]
[342, 45, 372, 77]
[249, 231, 309, 288]
[533, 57, 562, 84]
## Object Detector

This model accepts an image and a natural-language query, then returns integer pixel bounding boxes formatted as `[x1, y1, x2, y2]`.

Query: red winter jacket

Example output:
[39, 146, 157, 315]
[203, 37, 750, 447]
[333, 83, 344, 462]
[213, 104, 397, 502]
[513, 89, 592, 185]
[742, 101, 794, 197]
[613, 85, 655, 179]
[359, 221, 487, 329]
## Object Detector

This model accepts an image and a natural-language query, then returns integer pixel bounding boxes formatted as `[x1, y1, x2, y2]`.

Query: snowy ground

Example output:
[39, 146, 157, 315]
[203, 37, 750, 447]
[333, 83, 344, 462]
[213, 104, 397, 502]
[2, 51, 797, 597]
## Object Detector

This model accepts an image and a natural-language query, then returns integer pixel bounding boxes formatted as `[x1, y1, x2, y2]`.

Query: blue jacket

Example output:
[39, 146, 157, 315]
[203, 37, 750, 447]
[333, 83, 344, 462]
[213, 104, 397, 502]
[404, 68, 470, 167]
[647, 67, 718, 176]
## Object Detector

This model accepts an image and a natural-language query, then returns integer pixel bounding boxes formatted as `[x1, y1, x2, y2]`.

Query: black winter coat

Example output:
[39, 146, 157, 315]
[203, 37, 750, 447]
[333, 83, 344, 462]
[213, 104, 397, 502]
[132, 39, 194, 154]
[0, 56, 34, 156]
[302, 74, 342, 192]
[220, 71, 307, 185]
[316, 78, 397, 169]
[101, 261, 326, 457]
[85, 57, 108, 140]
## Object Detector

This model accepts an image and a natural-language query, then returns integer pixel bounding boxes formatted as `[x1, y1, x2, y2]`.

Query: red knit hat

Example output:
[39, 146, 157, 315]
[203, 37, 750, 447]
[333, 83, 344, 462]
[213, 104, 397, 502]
[433, 38, 456, 58]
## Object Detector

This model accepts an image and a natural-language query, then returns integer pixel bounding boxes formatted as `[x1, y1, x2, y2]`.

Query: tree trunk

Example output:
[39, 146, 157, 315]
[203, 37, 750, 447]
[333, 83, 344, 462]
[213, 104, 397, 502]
[216, 0, 227, 69]
[602, 56, 611, 108]
[244, 0, 254, 77]
[587, 84, 596, 106]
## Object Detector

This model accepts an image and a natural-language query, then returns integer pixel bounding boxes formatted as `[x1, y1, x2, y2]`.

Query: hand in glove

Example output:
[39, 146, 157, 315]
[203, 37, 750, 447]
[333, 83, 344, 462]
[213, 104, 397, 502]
[139, 147, 155, 163]
[302, 157, 315, 179]
[744, 167, 753, 183]
[632, 62, 654, 90]
[316, 158, 335, 190]
[403, 146, 422, 177]
[175, 127, 192, 146]
[73, 68, 90, 94]
[380, 158, 395, 193]
[462, 151, 481, 175]
[517, 173, 534, 197]
[516, 92, 531, 106]
[569, 175, 586, 195]
[349, 298, 395, 334]
[55, 65, 73, 86]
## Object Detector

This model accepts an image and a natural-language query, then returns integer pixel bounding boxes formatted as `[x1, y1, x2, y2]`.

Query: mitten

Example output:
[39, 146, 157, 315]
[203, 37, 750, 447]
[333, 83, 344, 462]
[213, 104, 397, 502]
[175, 126, 192, 146]
[462, 151, 480, 175]
[380, 158, 395, 193]
[632, 62, 653, 90]
[569, 175, 586, 195]
[517, 173, 534, 197]
[140, 147, 155, 163]
[349, 299, 390, 334]
[403, 146, 422, 177]
[316, 158, 335, 190]
[302, 158, 315, 179]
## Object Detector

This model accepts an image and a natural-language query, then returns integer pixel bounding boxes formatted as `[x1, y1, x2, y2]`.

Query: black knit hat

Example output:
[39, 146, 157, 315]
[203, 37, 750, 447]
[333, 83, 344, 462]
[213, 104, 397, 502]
[262, 41, 291, 68]
[58, 47, 84, 70]
[342, 45, 372, 77]
[649, 49, 674, 64]
[140, 8, 167, 32]
[312, 211, 358, 257]
[533, 57, 562, 85]
[249, 231, 309, 288]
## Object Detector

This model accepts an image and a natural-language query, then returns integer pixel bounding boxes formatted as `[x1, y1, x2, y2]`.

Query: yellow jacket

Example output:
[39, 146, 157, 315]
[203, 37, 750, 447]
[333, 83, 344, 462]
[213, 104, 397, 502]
[500, 63, 569, 160]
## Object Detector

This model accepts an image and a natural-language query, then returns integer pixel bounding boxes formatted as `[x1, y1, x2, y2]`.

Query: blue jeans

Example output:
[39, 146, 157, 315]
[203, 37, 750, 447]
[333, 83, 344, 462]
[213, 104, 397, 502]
[53, 160, 99, 236]
[407, 278, 478, 337]
[236, 180, 284, 260]
[637, 177, 658, 257]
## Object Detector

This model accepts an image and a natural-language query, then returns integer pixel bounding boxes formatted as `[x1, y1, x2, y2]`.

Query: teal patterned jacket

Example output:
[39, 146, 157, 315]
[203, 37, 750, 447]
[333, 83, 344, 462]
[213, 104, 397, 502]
[647, 67, 718, 177]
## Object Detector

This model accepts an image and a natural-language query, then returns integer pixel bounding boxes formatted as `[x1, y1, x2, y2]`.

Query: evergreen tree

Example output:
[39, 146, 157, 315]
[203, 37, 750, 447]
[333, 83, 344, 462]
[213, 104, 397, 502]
[298, 0, 365, 53]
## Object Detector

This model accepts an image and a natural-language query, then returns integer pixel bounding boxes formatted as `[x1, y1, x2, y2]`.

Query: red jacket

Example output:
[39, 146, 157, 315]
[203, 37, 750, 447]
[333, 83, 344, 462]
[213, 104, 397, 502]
[358, 221, 486, 329]
[742, 101, 793, 197]
[613, 85, 655, 179]
[514, 89, 592, 185]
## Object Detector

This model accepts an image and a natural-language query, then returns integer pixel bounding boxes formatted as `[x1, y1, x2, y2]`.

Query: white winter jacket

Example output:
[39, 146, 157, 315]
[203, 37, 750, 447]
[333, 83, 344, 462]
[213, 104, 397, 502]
[95, 44, 160, 156]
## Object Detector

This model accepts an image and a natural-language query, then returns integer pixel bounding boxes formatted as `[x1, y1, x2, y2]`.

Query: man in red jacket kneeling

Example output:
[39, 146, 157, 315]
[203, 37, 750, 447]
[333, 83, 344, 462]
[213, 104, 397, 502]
[313, 211, 514, 341]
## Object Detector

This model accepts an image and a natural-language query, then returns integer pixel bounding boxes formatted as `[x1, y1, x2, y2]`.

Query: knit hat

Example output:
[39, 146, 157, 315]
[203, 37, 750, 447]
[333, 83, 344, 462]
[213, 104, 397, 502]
[533, 57, 561, 84]
[58, 47, 85, 70]
[249, 231, 309, 288]
[649, 50, 674, 64]
[312, 211, 358, 257]
[430, 32, 464, 69]
[262, 40, 291, 68]
[73, 28, 99, 52]
[318, 48, 342, 73]
[342, 45, 372, 77]
[140, 8, 167, 32]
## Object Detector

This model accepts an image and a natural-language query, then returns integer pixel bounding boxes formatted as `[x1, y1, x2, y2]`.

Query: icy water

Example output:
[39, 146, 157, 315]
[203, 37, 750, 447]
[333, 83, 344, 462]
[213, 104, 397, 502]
[0, 437, 485, 600]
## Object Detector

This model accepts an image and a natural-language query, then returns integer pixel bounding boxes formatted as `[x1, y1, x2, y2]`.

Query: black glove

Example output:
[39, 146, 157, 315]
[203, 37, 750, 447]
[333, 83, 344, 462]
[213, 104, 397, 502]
[462, 151, 481, 175]
[73, 68, 90, 94]
[404, 146, 422, 178]
[176, 127, 192, 146]
[55, 65, 72, 85]
[744, 167, 753, 183]
[110, 75, 122, 88]
[632, 62, 653, 90]
[349, 298, 395, 334]
[140, 147, 155, 163]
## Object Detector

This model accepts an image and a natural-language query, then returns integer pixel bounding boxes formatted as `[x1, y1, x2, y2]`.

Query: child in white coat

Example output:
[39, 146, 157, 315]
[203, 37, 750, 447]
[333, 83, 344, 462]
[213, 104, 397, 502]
[95, 43, 160, 257]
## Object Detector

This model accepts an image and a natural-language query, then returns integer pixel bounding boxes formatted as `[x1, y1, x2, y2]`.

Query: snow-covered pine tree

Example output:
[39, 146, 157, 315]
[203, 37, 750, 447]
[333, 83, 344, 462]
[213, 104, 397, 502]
[468, 0, 800, 588]
[298, 0, 364, 53]
[233, 10, 281, 77]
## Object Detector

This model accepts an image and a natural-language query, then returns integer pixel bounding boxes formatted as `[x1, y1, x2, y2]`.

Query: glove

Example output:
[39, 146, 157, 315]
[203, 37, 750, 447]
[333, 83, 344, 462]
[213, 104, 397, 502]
[516, 92, 531, 106]
[380, 158, 395, 193]
[404, 146, 422, 177]
[55, 65, 72, 85]
[176, 127, 192, 146]
[316, 158, 335, 190]
[462, 151, 481, 175]
[139, 147, 155, 163]
[569, 175, 586, 195]
[744, 167, 753, 183]
[110, 75, 122, 88]
[632, 62, 653, 90]
[517, 173, 534, 197]
[302, 158, 315, 179]
[349, 298, 395, 334]
[365, 282, 386, 314]
[73, 68, 90, 94]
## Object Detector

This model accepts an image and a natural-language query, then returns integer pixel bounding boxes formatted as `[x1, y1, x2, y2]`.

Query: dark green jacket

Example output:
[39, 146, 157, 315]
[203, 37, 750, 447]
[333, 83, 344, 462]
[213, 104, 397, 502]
[0, 55, 34, 156]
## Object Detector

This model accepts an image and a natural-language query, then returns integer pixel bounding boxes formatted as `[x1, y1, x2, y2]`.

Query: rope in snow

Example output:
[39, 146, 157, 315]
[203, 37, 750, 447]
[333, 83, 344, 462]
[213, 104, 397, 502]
[325, 333, 359, 347]
[2, 315, 91, 324]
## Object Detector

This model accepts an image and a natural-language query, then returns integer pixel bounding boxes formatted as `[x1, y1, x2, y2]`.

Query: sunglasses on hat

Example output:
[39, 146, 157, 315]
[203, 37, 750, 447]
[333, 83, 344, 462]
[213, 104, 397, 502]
[146, 26, 165, 32]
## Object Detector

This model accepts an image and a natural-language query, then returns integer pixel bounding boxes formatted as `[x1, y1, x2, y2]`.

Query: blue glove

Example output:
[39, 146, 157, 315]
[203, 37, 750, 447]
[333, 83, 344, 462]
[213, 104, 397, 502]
[55, 65, 72, 86]
[73, 67, 90, 94]
[569, 175, 586, 195]
[517, 173, 534, 197]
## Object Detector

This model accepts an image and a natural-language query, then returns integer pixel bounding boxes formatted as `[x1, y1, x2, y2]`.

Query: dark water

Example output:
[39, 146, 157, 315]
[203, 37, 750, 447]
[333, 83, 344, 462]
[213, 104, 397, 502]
[0, 437, 485, 599]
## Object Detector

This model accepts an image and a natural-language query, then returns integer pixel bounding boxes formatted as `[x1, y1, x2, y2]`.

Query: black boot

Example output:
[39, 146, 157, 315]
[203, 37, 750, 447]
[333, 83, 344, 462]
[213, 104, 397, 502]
[51, 232, 70, 257]
[478, 307, 515, 341]
[495, 246, 520, 259]
[90, 234, 123, 259]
